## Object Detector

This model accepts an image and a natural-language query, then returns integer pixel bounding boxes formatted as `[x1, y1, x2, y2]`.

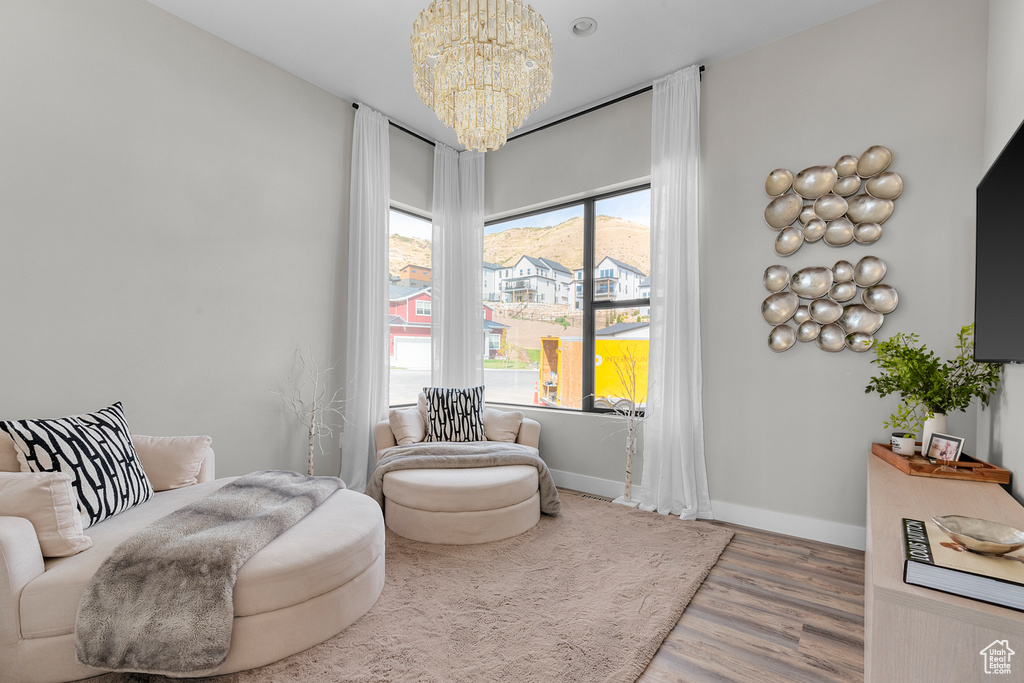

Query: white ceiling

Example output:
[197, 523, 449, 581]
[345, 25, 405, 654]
[145, 0, 884, 149]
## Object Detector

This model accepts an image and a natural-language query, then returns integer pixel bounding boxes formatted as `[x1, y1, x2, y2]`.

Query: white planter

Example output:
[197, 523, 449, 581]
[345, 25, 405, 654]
[921, 413, 948, 455]
[890, 432, 916, 456]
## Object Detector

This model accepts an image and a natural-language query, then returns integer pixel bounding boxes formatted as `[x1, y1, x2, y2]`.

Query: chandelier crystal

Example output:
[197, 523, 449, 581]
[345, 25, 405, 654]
[411, 0, 553, 152]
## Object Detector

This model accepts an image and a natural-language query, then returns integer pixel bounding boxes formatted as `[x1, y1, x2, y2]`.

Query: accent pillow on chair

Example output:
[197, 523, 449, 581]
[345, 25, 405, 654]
[0, 471, 93, 556]
[0, 402, 153, 527]
[389, 407, 426, 446]
[423, 386, 486, 442]
[483, 408, 525, 443]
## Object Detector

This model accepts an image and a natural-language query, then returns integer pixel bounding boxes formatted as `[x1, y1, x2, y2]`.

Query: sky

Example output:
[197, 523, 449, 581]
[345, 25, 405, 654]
[389, 188, 651, 239]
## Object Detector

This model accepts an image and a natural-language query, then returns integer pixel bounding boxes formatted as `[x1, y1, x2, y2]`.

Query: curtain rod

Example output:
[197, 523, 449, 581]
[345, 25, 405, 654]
[508, 65, 704, 144]
[353, 64, 704, 149]
[352, 102, 436, 147]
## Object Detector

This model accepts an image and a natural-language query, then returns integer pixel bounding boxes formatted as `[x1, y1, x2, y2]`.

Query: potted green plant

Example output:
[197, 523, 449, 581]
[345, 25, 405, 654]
[864, 324, 1001, 452]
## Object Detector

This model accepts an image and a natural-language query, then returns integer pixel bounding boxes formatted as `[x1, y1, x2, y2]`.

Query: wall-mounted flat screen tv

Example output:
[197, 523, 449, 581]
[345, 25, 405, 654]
[975, 117, 1024, 363]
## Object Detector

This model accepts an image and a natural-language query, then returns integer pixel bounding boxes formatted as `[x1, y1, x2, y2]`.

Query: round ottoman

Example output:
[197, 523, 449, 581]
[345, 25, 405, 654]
[198, 487, 386, 677]
[382, 465, 541, 544]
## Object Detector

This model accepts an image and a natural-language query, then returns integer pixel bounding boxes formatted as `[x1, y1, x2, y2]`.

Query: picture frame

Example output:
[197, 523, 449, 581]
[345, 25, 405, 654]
[925, 432, 964, 463]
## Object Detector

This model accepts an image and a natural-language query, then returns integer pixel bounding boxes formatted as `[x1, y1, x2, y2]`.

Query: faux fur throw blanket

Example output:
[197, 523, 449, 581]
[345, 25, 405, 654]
[75, 469, 345, 676]
[366, 441, 560, 515]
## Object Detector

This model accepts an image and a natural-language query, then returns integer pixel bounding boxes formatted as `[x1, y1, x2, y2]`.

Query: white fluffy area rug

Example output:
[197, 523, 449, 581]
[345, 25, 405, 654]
[98, 491, 733, 683]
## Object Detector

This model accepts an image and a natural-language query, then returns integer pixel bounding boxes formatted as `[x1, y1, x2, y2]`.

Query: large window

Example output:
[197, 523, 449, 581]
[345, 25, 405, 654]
[388, 209, 432, 406]
[482, 187, 650, 410]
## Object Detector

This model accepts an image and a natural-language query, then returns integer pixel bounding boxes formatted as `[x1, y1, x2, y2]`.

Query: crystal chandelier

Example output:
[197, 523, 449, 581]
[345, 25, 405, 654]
[411, 0, 553, 152]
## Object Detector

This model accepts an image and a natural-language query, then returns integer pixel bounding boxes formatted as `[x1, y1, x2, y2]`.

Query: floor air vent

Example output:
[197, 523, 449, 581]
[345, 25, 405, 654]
[579, 493, 613, 502]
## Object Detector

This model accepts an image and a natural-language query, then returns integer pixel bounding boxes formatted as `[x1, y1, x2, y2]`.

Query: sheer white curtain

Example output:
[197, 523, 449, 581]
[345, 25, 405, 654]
[431, 144, 485, 388]
[640, 66, 712, 520]
[340, 105, 390, 492]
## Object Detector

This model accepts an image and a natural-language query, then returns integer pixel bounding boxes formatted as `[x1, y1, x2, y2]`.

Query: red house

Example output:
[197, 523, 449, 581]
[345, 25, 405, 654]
[389, 286, 505, 369]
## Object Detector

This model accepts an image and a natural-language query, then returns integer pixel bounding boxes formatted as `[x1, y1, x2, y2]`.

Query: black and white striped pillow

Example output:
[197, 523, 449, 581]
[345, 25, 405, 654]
[0, 402, 153, 527]
[423, 386, 486, 443]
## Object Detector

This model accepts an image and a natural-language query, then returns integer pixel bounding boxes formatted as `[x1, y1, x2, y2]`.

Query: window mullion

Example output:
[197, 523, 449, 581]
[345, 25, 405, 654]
[582, 199, 596, 412]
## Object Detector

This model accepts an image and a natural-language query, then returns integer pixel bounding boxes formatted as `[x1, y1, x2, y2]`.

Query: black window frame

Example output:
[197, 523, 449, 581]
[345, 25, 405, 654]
[484, 183, 651, 413]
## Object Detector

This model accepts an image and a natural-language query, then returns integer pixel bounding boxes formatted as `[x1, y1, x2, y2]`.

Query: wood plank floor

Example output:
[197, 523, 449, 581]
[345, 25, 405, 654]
[638, 520, 865, 683]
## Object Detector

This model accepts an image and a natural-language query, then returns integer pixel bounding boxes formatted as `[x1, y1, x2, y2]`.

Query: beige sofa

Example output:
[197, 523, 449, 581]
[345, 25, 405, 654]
[0, 436, 385, 683]
[374, 414, 544, 544]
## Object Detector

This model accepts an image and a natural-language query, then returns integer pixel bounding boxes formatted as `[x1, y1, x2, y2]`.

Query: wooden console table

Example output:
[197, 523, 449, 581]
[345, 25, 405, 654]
[866, 453, 1024, 682]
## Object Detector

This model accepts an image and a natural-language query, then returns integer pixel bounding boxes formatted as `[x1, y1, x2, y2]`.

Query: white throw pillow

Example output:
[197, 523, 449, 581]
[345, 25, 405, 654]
[389, 407, 426, 446]
[0, 471, 93, 557]
[483, 408, 525, 443]
[417, 392, 428, 423]
[133, 435, 212, 491]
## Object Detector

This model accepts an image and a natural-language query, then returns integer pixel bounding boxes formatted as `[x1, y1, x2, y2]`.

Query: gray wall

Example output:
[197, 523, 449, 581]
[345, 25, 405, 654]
[482, 0, 990, 534]
[484, 95, 654, 489]
[486, 93, 653, 219]
[0, 0, 353, 476]
[3, 0, 1003, 538]
[980, 0, 1024, 502]
[701, 0, 988, 528]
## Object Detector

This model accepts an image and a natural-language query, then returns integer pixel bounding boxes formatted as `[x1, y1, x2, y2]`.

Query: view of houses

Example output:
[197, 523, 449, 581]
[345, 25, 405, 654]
[388, 206, 652, 407]
[389, 256, 651, 406]
[388, 282, 506, 370]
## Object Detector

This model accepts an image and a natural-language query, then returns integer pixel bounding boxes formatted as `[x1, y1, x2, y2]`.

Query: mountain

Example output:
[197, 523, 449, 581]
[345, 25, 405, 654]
[389, 234, 431, 277]
[484, 216, 649, 274]
[388, 215, 650, 277]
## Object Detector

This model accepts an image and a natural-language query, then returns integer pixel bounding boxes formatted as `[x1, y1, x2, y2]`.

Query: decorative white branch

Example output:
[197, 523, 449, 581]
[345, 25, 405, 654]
[604, 345, 651, 502]
[273, 347, 348, 475]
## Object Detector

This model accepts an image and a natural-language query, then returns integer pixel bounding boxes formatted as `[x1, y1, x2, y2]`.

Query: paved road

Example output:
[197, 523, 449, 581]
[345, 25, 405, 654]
[389, 368, 538, 406]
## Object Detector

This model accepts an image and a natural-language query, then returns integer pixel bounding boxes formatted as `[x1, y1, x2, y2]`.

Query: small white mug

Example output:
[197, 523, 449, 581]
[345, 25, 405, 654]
[891, 432, 916, 456]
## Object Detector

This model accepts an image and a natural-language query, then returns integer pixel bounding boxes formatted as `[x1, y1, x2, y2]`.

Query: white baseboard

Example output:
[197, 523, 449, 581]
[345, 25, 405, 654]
[550, 469, 634, 500]
[710, 500, 866, 551]
[549, 469, 866, 550]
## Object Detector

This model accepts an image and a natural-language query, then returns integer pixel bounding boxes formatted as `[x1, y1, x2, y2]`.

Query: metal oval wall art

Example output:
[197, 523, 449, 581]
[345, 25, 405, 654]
[845, 331, 876, 352]
[797, 320, 821, 342]
[816, 323, 847, 352]
[765, 168, 794, 196]
[802, 218, 827, 242]
[790, 266, 834, 299]
[856, 145, 892, 178]
[763, 265, 791, 292]
[761, 291, 799, 325]
[865, 171, 903, 200]
[774, 226, 805, 255]
[768, 324, 797, 352]
[862, 284, 899, 314]
[854, 255, 887, 287]
[846, 194, 895, 224]
[793, 165, 839, 199]
[832, 174, 862, 197]
[833, 260, 855, 282]
[835, 154, 859, 177]
[808, 298, 844, 324]
[760, 147, 901, 351]
[829, 281, 858, 302]
[823, 217, 856, 246]
[853, 221, 883, 244]
[765, 193, 804, 229]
